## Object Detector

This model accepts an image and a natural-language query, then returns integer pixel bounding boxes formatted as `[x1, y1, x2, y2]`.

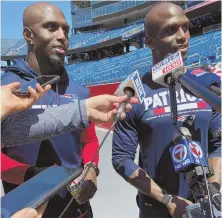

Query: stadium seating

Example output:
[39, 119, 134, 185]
[185, 30, 221, 66]
[66, 47, 152, 86]
[69, 22, 144, 49]
[1, 29, 221, 86]
[2, 22, 144, 55]
[66, 30, 221, 85]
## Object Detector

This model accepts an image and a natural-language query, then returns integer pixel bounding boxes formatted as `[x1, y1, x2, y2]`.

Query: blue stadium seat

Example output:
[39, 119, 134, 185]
[2, 30, 221, 86]
[2, 23, 145, 56]
[66, 30, 221, 86]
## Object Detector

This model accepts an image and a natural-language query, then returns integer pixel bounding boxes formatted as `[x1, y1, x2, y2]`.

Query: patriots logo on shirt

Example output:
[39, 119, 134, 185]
[143, 88, 210, 121]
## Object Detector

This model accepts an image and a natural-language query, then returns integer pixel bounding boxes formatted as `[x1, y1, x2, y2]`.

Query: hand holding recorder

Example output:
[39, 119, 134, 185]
[1, 82, 51, 120]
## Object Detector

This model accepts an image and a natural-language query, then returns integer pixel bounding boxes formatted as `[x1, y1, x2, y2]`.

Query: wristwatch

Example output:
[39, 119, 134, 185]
[84, 162, 100, 176]
[161, 193, 173, 207]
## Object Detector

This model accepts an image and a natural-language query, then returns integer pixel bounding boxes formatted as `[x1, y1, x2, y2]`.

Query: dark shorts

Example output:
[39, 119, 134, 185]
[42, 193, 93, 218]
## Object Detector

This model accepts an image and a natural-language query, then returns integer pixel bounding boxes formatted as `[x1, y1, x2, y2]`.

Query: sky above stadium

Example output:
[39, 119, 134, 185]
[1, 1, 72, 39]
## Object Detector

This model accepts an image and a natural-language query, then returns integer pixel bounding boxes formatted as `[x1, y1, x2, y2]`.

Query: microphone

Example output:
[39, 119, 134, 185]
[187, 67, 221, 96]
[152, 51, 221, 112]
[152, 51, 184, 88]
[202, 62, 222, 77]
[114, 70, 146, 120]
[169, 127, 207, 173]
[202, 63, 215, 72]
[201, 63, 221, 96]
[170, 127, 221, 215]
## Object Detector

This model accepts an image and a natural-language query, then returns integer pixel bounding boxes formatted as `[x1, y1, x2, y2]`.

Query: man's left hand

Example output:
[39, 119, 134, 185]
[75, 168, 97, 204]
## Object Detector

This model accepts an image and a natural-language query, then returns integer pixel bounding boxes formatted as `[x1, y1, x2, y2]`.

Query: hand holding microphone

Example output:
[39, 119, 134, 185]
[114, 70, 146, 121]
[85, 94, 138, 124]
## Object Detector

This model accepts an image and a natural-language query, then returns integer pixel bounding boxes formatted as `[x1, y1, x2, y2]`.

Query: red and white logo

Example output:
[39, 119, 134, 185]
[153, 101, 207, 115]
[162, 60, 182, 74]
[189, 142, 203, 158]
[172, 144, 187, 163]
[177, 115, 195, 122]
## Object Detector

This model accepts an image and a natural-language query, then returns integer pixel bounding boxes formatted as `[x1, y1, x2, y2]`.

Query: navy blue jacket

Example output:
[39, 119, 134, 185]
[1, 59, 90, 193]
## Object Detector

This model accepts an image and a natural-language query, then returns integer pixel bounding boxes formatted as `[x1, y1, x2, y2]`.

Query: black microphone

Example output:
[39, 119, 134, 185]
[115, 88, 135, 120]
[152, 51, 221, 113]
[202, 63, 214, 72]
[200, 63, 221, 96]
[173, 70, 221, 113]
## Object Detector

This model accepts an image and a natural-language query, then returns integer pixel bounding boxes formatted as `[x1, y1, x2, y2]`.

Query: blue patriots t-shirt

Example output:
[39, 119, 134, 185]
[112, 71, 221, 217]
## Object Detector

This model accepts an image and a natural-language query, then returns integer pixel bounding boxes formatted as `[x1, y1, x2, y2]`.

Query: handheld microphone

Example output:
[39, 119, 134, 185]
[152, 51, 184, 88]
[169, 127, 207, 173]
[202, 62, 222, 77]
[187, 67, 221, 96]
[201, 62, 221, 96]
[202, 63, 215, 72]
[114, 70, 146, 120]
[152, 51, 221, 112]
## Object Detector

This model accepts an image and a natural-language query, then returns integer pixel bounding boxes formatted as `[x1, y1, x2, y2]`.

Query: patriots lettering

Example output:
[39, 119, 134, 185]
[144, 89, 198, 110]
[158, 91, 168, 105]
[153, 94, 163, 108]
[180, 89, 187, 103]
[185, 93, 196, 102]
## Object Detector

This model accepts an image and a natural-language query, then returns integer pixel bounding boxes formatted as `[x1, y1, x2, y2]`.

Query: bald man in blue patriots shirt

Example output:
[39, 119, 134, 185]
[112, 3, 221, 218]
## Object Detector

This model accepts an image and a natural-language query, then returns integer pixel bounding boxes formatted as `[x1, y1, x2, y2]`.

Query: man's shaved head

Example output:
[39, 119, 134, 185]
[23, 2, 69, 71]
[144, 2, 190, 63]
[144, 2, 185, 37]
[23, 2, 65, 28]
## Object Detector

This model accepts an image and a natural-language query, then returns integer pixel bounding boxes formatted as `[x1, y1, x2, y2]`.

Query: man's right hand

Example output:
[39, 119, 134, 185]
[166, 195, 193, 218]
